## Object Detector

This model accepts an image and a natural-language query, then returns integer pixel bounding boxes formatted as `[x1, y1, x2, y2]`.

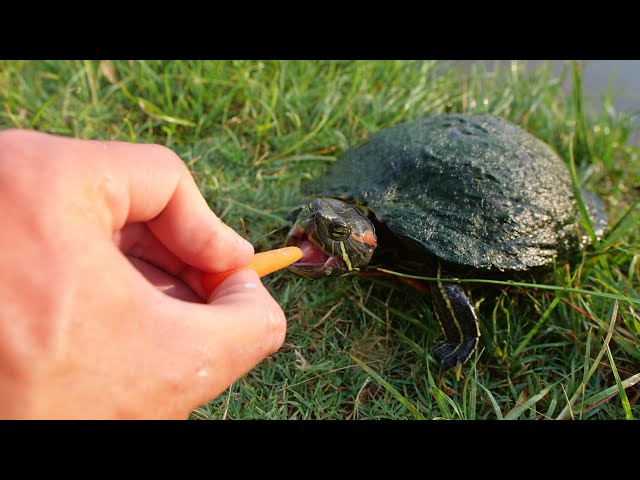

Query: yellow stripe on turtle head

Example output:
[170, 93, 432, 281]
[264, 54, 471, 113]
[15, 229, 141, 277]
[339, 242, 353, 271]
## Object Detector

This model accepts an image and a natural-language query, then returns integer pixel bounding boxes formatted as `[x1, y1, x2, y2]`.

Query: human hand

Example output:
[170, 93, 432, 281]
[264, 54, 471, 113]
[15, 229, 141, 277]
[0, 129, 286, 419]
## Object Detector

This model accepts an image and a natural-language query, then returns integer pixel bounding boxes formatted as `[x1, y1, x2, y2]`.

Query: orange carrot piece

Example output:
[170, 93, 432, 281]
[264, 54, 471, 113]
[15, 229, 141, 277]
[202, 246, 303, 294]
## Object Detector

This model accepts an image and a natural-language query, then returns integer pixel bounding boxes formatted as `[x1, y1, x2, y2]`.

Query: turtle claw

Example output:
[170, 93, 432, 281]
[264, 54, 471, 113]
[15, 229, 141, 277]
[454, 364, 463, 382]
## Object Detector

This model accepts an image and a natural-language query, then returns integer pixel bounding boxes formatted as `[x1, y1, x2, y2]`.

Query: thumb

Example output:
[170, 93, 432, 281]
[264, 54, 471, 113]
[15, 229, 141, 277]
[149, 269, 287, 409]
[206, 268, 287, 361]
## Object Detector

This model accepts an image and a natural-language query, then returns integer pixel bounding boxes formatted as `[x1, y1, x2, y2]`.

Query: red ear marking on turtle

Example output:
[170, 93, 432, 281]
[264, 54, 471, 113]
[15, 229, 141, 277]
[352, 229, 377, 247]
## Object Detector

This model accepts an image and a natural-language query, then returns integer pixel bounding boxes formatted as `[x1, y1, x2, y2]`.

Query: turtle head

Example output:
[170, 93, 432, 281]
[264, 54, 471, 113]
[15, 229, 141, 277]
[285, 198, 377, 279]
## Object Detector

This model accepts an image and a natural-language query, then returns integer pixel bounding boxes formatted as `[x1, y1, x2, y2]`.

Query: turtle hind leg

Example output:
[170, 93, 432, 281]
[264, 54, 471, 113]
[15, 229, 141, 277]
[430, 268, 480, 376]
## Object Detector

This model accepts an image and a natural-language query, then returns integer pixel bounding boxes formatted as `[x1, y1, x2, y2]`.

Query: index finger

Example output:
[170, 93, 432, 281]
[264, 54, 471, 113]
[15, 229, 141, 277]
[42, 131, 254, 273]
[96, 140, 254, 272]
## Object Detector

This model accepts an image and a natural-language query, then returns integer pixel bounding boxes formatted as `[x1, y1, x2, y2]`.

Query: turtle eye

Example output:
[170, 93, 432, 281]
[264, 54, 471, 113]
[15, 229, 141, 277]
[329, 223, 350, 241]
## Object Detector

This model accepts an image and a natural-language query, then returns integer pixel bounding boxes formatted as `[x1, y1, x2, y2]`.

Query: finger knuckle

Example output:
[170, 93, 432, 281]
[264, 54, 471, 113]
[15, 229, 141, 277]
[0, 130, 63, 184]
[147, 144, 188, 174]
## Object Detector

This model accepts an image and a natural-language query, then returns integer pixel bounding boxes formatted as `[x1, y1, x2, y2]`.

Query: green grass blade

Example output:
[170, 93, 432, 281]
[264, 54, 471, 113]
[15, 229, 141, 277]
[504, 383, 556, 420]
[478, 384, 504, 420]
[568, 135, 598, 245]
[224, 199, 291, 226]
[512, 294, 562, 358]
[28, 94, 60, 128]
[558, 301, 618, 420]
[350, 354, 426, 420]
[579, 329, 592, 420]
[605, 345, 634, 419]
[604, 196, 640, 243]
[545, 394, 558, 419]
[376, 269, 640, 306]
[572, 61, 586, 151]
[423, 363, 458, 419]
[463, 356, 479, 420]
[135, 97, 196, 127]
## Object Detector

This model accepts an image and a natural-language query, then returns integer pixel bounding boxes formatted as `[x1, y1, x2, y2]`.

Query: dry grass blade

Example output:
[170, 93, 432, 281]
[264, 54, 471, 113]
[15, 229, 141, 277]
[99, 60, 119, 84]
[579, 373, 640, 415]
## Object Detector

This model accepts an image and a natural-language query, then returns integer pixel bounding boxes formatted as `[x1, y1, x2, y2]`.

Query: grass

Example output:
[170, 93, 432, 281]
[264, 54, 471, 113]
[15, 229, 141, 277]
[1, 60, 638, 420]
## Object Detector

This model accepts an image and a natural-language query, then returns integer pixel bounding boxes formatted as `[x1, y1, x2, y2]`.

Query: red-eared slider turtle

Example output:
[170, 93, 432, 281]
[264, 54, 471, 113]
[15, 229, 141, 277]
[284, 114, 607, 374]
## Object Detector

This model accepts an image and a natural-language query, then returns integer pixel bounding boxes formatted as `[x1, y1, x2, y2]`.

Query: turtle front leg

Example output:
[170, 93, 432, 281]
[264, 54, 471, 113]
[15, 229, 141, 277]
[430, 266, 481, 377]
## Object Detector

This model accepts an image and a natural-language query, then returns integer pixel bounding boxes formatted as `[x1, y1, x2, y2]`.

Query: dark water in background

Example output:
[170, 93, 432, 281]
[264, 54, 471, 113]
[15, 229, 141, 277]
[453, 60, 640, 144]
[453, 60, 640, 112]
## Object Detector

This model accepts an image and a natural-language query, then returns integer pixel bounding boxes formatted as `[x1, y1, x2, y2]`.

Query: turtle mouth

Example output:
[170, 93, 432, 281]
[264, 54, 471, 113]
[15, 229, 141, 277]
[285, 225, 343, 278]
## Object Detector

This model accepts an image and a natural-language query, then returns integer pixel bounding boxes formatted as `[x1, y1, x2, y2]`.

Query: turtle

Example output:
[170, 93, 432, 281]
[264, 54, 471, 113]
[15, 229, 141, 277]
[284, 113, 607, 374]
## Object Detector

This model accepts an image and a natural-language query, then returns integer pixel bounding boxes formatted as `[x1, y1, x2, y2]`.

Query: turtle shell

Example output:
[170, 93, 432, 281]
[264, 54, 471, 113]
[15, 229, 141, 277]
[302, 114, 607, 272]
